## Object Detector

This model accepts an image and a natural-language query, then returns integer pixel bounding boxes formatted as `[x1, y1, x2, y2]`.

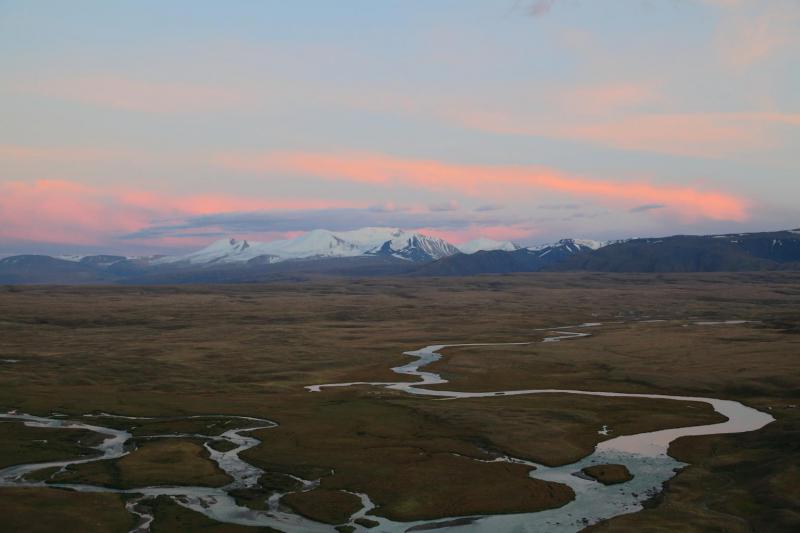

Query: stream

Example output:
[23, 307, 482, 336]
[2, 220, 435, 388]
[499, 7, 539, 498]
[0, 321, 775, 532]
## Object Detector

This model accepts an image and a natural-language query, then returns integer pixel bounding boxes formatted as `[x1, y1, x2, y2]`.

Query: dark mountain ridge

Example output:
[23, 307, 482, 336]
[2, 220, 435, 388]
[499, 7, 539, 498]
[1, 228, 798, 284]
[413, 239, 602, 276]
[551, 230, 800, 273]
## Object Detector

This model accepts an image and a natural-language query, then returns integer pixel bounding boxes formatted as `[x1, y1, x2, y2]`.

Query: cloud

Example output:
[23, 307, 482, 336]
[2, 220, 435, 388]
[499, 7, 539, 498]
[0, 180, 152, 246]
[0, 177, 519, 248]
[529, 1, 800, 70]
[630, 203, 667, 213]
[122, 207, 515, 242]
[215, 150, 749, 221]
[561, 82, 660, 115]
[538, 203, 582, 210]
[527, 0, 556, 17]
[21, 76, 248, 113]
[0, 179, 360, 248]
[0, 145, 133, 163]
[416, 224, 539, 245]
[367, 202, 409, 213]
[429, 200, 460, 212]
[455, 110, 800, 158]
[562, 210, 607, 221]
[712, 1, 800, 70]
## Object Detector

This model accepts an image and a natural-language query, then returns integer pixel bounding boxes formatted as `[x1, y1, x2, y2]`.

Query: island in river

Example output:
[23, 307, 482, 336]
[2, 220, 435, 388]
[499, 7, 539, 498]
[0, 273, 798, 531]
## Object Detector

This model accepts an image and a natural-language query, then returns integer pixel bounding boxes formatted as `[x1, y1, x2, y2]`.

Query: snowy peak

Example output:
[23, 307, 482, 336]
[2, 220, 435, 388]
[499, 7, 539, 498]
[369, 232, 460, 261]
[409, 234, 461, 260]
[458, 238, 520, 254]
[262, 229, 363, 259]
[155, 227, 460, 266]
[528, 238, 608, 254]
[336, 227, 406, 247]
[154, 237, 258, 265]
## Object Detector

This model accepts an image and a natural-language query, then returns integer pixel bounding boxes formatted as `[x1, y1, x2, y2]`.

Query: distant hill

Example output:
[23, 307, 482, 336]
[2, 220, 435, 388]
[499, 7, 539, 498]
[2, 228, 799, 284]
[550, 230, 800, 272]
[413, 230, 800, 276]
[120, 255, 417, 284]
[0, 255, 120, 284]
[414, 239, 602, 276]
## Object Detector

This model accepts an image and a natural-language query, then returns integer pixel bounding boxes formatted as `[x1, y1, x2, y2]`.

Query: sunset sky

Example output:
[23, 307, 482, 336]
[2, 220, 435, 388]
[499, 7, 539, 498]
[1, 0, 798, 255]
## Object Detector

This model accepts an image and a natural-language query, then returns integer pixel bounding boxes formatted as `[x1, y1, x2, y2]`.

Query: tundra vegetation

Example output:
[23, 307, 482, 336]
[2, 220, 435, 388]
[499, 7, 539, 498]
[0, 273, 798, 531]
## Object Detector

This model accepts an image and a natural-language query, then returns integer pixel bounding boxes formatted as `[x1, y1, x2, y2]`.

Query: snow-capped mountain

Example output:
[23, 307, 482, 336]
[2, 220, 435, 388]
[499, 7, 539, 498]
[414, 237, 610, 275]
[4, 228, 800, 283]
[368, 232, 461, 261]
[458, 238, 520, 254]
[154, 228, 460, 265]
[527, 238, 609, 254]
[152, 238, 263, 265]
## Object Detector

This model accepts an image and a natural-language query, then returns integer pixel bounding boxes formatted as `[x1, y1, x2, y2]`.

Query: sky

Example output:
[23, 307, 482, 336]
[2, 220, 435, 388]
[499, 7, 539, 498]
[1, 0, 798, 255]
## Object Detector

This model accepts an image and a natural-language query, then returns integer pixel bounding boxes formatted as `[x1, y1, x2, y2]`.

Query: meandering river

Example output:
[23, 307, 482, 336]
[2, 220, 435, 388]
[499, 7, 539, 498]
[0, 321, 774, 532]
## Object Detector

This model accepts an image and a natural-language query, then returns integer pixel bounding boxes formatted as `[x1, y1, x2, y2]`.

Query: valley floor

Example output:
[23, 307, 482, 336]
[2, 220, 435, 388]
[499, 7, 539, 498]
[0, 273, 798, 531]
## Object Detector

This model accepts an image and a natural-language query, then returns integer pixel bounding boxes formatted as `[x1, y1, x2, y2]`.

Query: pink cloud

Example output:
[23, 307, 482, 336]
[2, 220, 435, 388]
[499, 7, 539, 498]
[0, 145, 132, 162]
[417, 225, 537, 245]
[0, 180, 148, 245]
[215, 151, 749, 222]
[528, 0, 798, 72]
[171, 195, 354, 216]
[22, 76, 248, 113]
[562, 114, 766, 157]
[0, 179, 360, 247]
[455, 110, 798, 158]
[713, 2, 800, 70]
[561, 82, 659, 115]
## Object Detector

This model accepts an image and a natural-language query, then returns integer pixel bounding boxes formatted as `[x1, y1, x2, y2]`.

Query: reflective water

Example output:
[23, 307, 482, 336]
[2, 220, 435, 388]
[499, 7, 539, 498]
[1, 321, 774, 532]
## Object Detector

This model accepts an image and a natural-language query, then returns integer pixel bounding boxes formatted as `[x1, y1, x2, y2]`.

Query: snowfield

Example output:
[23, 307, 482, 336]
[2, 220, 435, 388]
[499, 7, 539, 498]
[458, 238, 520, 254]
[528, 238, 610, 253]
[152, 229, 612, 266]
[154, 227, 460, 265]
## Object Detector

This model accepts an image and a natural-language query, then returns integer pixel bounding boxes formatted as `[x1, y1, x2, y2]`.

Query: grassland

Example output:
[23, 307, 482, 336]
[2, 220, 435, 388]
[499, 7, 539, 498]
[0, 421, 103, 469]
[51, 438, 233, 488]
[146, 496, 279, 533]
[281, 489, 363, 525]
[581, 464, 633, 485]
[0, 272, 798, 530]
[0, 488, 132, 533]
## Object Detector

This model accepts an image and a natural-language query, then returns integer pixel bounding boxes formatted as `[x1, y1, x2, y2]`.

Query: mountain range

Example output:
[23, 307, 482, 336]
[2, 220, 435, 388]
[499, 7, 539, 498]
[1, 227, 798, 284]
[153, 228, 463, 265]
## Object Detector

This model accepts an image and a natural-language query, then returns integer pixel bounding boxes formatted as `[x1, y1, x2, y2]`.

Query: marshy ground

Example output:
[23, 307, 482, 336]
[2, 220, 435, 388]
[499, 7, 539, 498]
[0, 273, 798, 531]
